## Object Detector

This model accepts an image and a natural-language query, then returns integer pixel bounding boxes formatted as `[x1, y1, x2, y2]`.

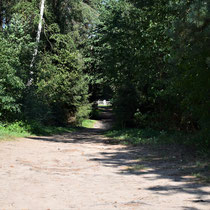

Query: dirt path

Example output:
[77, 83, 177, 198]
[0, 110, 210, 209]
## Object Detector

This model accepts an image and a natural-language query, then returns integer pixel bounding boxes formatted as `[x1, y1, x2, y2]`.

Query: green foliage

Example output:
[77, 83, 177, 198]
[1, 0, 209, 151]
[0, 120, 76, 140]
[0, 121, 30, 139]
[170, 0, 210, 132]
[106, 127, 191, 146]
[91, 0, 174, 127]
[34, 31, 91, 124]
[0, 0, 98, 125]
[81, 119, 97, 128]
[0, 14, 34, 120]
[12, 0, 40, 30]
[24, 120, 76, 136]
[0, 35, 23, 118]
[88, 0, 210, 148]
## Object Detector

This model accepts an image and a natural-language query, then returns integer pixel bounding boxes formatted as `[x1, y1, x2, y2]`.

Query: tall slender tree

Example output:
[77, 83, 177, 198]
[30, 0, 45, 68]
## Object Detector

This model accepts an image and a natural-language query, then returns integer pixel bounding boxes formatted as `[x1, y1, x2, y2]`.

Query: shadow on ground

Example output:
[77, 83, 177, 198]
[28, 106, 210, 209]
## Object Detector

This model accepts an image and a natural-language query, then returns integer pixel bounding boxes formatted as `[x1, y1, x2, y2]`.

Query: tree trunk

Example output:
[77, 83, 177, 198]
[0, 0, 3, 31]
[30, 0, 45, 68]
[28, 0, 45, 86]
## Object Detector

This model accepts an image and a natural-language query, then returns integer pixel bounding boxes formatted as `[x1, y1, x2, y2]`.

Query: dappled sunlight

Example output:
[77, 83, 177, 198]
[1, 107, 209, 209]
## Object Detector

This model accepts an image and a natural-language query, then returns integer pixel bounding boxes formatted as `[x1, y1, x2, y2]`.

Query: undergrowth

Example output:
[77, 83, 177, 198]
[81, 119, 97, 128]
[0, 121, 30, 140]
[105, 128, 210, 155]
[105, 127, 210, 183]
[0, 119, 96, 140]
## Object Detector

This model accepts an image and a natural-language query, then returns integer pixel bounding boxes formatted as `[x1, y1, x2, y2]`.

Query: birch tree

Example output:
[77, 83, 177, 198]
[30, 0, 45, 69]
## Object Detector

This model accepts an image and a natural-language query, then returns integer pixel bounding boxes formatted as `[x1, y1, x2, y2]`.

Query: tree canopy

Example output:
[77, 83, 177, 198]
[0, 0, 209, 148]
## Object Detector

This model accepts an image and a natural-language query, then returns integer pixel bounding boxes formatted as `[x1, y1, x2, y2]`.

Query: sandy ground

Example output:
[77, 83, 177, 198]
[0, 116, 210, 209]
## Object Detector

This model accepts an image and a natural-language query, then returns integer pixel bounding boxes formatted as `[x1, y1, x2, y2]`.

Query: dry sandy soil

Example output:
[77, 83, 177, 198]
[0, 112, 210, 209]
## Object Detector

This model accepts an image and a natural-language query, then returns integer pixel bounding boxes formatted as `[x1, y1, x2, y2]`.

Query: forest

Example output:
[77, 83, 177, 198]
[0, 0, 210, 152]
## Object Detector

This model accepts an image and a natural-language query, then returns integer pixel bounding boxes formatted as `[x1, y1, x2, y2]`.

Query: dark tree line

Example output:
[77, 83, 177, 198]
[0, 0, 209, 148]
[87, 0, 210, 147]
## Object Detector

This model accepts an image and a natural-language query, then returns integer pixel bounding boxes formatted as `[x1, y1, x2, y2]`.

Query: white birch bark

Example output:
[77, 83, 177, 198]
[30, 0, 45, 68]
[28, 0, 45, 85]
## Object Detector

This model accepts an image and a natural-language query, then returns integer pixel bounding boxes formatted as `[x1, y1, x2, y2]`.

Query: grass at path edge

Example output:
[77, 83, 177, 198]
[105, 127, 210, 151]
[0, 119, 97, 140]
[105, 127, 210, 184]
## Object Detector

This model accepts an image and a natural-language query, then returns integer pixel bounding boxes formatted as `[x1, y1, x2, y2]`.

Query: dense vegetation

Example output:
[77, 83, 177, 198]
[88, 0, 210, 149]
[0, 0, 99, 125]
[0, 0, 209, 150]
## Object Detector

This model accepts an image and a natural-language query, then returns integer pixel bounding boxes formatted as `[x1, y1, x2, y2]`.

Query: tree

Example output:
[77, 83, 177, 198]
[30, 0, 45, 69]
[35, 32, 91, 124]
[0, 13, 34, 120]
